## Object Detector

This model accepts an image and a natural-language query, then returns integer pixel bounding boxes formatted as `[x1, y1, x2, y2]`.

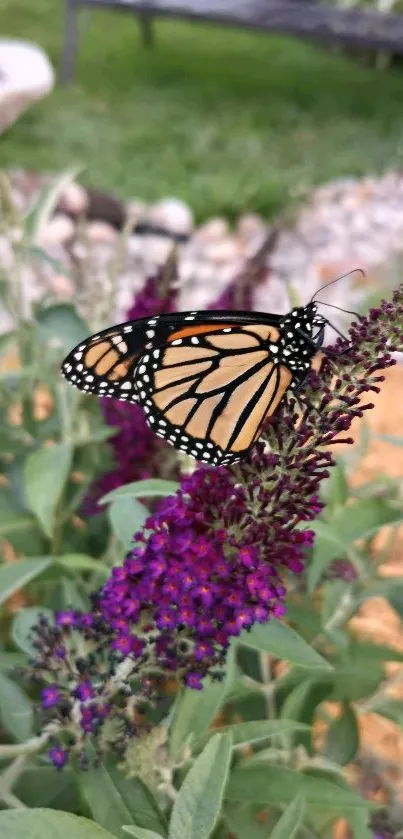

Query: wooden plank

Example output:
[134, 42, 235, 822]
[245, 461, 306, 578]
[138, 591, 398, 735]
[72, 0, 403, 55]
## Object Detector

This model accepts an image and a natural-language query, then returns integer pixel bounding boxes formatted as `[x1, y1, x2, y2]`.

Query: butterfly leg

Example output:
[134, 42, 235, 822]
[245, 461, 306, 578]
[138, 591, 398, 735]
[290, 376, 327, 428]
[295, 327, 352, 358]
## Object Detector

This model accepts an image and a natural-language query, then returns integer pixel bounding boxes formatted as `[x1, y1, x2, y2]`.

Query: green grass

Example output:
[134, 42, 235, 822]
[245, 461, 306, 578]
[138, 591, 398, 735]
[2, 0, 403, 218]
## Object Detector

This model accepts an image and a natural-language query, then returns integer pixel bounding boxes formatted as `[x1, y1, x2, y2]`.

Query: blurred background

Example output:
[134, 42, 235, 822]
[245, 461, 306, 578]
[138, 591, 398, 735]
[1, 2, 403, 837]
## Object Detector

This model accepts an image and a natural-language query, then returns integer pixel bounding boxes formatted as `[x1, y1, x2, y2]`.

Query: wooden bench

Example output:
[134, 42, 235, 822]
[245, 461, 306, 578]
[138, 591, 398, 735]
[60, 0, 403, 83]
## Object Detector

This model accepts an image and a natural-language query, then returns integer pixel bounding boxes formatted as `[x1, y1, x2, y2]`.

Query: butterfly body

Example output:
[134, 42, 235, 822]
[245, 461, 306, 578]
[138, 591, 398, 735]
[61, 304, 325, 466]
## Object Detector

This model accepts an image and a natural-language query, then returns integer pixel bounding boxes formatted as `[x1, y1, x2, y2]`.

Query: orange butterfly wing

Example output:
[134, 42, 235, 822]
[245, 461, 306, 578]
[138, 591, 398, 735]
[135, 322, 292, 465]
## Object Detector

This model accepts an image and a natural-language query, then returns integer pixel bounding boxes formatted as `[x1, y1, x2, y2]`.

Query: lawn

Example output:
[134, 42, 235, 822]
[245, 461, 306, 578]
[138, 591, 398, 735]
[2, 0, 403, 219]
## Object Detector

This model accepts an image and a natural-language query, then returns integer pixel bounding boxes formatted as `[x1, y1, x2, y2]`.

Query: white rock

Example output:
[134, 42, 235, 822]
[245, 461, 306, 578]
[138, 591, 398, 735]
[59, 182, 89, 215]
[142, 234, 174, 266]
[126, 234, 144, 258]
[71, 241, 88, 260]
[86, 221, 118, 244]
[48, 273, 74, 300]
[196, 217, 229, 242]
[204, 238, 241, 264]
[148, 197, 193, 235]
[0, 40, 54, 134]
[126, 199, 148, 223]
[37, 214, 75, 246]
[236, 213, 265, 243]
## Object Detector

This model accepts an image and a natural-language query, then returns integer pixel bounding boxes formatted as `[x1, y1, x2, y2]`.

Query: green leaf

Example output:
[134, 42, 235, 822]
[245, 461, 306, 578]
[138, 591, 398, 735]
[321, 581, 353, 630]
[0, 652, 26, 672]
[169, 649, 235, 759]
[0, 557, 51, 605]
[24, 167, 81, 241]
[286, 600, 322, 642]
[320, 463, 348, 508]
[25, 443, 73, 537]
[0, 486, 40, 548]
[371, 698, 403, 725]
[226, 765, 371, 810]
[14, 766, 79, 811]
[80, 753, 167, 839]
[0, 513, 37, 539]
[11, 606, 54, 657]
[348, 640, 403, 664]
[169, 733, 232, 839]
[123, 830, 164, 839]
[223, 803, 276, 839]
[0, 329, 16, 356]
[0, 672, 33, 741]
[384, 580, 403, 619]
[323, 704, 359, 766]
[308, 499, 403, 591]
[100, 479, 180, 505]
[346, 811, 373, 839]
[109, 497, 148, 549]
[36, 304, 88, 351]
[269, 793, 305, 839]
[0, 809, 117, 839]
[60, 576, 89, 611]
[56, 554, 109, 579]
[329, 660, 383, 701]
[195, 719, 310, 751]
[238, 622, 331, 670]
[280, 679, 332, 753]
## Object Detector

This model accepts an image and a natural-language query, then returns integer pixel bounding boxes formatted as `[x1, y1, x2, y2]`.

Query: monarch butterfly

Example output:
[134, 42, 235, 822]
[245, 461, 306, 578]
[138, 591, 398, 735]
[60, 299, 335, 466]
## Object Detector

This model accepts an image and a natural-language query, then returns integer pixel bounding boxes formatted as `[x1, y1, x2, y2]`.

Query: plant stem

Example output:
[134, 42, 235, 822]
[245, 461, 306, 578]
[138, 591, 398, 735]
[259, 652, 276, 720]
[311, 585, 354, 648]
[0, 732, 50, 758]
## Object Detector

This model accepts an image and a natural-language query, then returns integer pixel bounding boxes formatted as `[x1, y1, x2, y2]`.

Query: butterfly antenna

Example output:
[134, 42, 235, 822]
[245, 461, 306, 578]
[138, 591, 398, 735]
[310, 268, 366, 304]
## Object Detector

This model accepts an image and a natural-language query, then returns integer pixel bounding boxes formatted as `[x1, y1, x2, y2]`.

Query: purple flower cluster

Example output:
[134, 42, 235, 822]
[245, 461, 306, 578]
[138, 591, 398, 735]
[30, 610, 148, 769]
[99, 465, 315, 685]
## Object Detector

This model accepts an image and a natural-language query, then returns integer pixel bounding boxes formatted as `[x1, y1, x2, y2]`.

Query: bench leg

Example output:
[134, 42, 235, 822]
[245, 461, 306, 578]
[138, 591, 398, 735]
[60, 0, 80, 84]
[137, 11, 155, 49]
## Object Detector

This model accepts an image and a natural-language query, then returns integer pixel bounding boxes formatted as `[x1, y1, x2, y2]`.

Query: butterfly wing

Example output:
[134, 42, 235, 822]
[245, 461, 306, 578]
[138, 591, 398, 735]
[60, 310, 282, 404]
[134, 320, 293, 465]
[61, 313, 196, 402]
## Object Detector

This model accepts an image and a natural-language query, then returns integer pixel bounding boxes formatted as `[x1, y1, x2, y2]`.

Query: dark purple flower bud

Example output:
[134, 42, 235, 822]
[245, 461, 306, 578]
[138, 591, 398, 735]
[56, 611, 76, 627]
[194, 642, 214, 661]
[80, 706, 95, 733]
[185, 672, 203, 690]
[156, 609, 177, 631]
[112, 635, 134, 656]
[239, 545, 258, 567]
[131, 636, 146, 658]
[49, 745, 69, 769]
[41, 684, 61, 709]
[74, 680, 95, 702]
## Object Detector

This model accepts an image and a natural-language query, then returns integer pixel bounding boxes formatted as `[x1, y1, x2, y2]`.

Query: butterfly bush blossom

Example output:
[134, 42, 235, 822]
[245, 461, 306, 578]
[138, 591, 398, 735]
[27, 286, 403, 767]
